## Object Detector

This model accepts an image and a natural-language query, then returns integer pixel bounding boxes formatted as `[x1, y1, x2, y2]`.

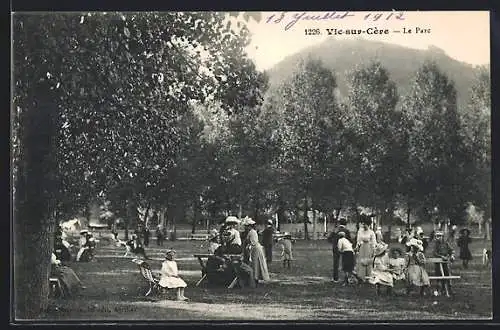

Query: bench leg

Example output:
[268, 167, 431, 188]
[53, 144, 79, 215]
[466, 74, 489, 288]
[228, 276, 239, 289]
[196, 274, 207, 287]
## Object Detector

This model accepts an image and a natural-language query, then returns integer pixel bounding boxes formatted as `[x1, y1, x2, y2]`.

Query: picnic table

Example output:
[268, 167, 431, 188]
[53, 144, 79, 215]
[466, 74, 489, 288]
[426, 257, 461, 297]
[193, 253, 243, 288]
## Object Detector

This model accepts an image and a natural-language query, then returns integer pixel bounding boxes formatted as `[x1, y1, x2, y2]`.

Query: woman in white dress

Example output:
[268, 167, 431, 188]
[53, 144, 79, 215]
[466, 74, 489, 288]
[159, 249, 188, 301]
[243, 217, 270, 285]
[355, 219, 376, 282]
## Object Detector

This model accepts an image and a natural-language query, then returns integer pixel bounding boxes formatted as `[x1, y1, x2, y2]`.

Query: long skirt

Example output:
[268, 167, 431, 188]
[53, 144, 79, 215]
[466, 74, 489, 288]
[355, 243, 374, 280]
[250, 244, 270, 281]
[459, 247, 472, 260]
[406, 265, 430, 287]
[52, 266, 83, 296]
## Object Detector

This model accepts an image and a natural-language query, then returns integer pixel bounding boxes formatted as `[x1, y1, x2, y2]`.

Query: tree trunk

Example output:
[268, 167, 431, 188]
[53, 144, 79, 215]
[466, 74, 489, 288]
[407, 207, 411, 227]
[303, 194, 309, 240]
[192, 201, 198, 234]
[14, 87, 58, 319]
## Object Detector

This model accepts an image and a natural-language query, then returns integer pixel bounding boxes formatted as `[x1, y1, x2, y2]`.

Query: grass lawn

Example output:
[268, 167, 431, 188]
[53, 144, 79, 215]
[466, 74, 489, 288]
[42, 234, 492, 321]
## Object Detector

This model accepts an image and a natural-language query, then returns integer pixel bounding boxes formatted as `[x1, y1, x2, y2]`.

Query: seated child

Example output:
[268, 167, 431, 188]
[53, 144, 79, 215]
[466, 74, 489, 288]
[388, 247, 407, 281]
[208, 229, 221, 254]
[368, 242, 394, 295]
[278, 232, 293, 269]
[337, 231, 355, 285]
[159, 249, 188, 301]
[405, 238, 430, 296]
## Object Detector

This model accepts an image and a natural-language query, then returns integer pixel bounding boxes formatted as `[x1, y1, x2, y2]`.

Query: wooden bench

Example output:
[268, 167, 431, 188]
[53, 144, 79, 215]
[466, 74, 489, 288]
[132, 258, 160, 297]
[189, 233, 210, 241]
[425, 257, 461, 297]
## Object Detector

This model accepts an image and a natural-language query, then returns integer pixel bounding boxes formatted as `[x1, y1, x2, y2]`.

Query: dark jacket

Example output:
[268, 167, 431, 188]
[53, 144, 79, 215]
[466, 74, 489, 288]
[261, 226, 274, 246]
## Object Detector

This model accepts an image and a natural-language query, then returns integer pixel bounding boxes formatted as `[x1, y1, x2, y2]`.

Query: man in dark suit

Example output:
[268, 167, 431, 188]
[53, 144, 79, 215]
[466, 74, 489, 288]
[327, 218, 352, 283]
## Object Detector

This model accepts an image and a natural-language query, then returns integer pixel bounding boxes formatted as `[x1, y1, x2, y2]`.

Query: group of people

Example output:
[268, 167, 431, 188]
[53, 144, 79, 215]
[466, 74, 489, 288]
[328, 216, 473, 297]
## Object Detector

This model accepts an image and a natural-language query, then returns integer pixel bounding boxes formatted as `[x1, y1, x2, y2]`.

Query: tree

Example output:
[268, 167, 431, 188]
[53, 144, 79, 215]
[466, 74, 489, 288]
[402, 61, 468, 223]
[12, 11, 264, 319]
[460, 65, 491, 221]
[345, 61, 406, 221]
[273, 57, 342, 238]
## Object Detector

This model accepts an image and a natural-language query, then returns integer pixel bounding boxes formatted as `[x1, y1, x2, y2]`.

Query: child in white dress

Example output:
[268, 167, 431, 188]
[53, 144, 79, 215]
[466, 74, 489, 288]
[278, 232, 293, 269]
[159, 249, 188, 301]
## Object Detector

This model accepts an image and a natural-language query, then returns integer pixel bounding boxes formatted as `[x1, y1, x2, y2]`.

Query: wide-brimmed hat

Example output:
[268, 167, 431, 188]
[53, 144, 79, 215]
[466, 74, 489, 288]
[373, 242, 389, 256]
[80, 229, 89, 235]
[267, 219, 274, 225]
[225, 216, 240, 224]
[165, 249, 176, 257]
[242, 216, 256, 226]
[406, 238, 424, 251]
[283, 232, 292, 238]
[337, 231, 346, 237]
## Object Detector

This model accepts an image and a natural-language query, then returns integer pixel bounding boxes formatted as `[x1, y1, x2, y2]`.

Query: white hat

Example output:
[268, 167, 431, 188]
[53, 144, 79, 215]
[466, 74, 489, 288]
[225, 216, 240, 224]
[416, 226, 424, 234]
[242, 216, 255, 226]
[80, 229, 89, 235]
[267, 220, 274, 225]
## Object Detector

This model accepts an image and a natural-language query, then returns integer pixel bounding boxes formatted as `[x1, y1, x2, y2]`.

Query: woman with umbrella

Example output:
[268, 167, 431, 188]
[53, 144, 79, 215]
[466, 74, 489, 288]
[457, 228, 472, 269]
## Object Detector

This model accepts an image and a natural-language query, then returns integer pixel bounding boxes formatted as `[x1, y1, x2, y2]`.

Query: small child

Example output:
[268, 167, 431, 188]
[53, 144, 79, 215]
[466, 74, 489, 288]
[208, 229, 221, 254]
[388, 248, 406, 281]
[405, 238, 430, 296]
[337, 231, 355, 286]
[159, 249, 188, 301]
[278, 232, 293, 269]
[368, 242, 394, 295]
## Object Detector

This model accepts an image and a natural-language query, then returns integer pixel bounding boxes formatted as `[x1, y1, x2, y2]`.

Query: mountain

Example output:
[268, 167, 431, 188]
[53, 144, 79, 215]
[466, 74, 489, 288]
[264, 38, 484, 108]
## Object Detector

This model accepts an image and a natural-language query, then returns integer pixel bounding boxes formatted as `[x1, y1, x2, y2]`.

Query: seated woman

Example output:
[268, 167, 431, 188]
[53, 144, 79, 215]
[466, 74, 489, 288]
[221, 216, 242, 254]
[205, 247, 236, 287]
[126, 234, 150, 259]
[50, 253, 85, 297]
[367, 242, 394, 295]
[159, 249, 188, 301]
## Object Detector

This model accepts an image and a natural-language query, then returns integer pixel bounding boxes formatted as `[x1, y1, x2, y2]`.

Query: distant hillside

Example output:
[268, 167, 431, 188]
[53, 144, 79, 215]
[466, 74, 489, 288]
[265, 39, 483, 109]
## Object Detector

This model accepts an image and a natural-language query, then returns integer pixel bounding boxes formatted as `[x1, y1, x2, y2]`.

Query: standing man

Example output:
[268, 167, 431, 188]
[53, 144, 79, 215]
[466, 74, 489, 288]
[327, 218, 351, 283]
[143, 226, 150, 247]
[432, 231, 455, 296]
[262, 220, 275, 263]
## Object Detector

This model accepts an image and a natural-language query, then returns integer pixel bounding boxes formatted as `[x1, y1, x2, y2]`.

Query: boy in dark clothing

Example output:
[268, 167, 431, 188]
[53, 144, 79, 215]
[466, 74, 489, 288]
[262, 220, 275, 263]
[327, 218, 351, 282]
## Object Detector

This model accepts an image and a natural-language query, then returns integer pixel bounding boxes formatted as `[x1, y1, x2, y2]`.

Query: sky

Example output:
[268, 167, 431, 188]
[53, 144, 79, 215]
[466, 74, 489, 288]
[242, 11, 490, 71]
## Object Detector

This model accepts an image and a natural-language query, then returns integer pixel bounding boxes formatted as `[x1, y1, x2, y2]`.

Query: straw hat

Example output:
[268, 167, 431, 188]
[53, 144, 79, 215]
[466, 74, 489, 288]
[460, 228, 471, 235]
[242, 216, 256, 226]
[80, 229, 89, 235]
[373, 242, 389, 256]
[225, 216, 240, 224]
[283, 232, 292, 238]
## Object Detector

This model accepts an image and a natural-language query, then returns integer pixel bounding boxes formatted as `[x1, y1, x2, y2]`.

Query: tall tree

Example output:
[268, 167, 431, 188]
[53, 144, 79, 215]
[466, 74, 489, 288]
[12, 11, 264, 319]
[345, 61, 405, 219]
[402, 61, 468, 222]
[274, 57, 342, 238]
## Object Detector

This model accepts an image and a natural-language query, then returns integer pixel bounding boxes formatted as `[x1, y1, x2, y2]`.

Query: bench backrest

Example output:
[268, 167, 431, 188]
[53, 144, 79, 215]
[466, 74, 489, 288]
[132, 259, 156, 283]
